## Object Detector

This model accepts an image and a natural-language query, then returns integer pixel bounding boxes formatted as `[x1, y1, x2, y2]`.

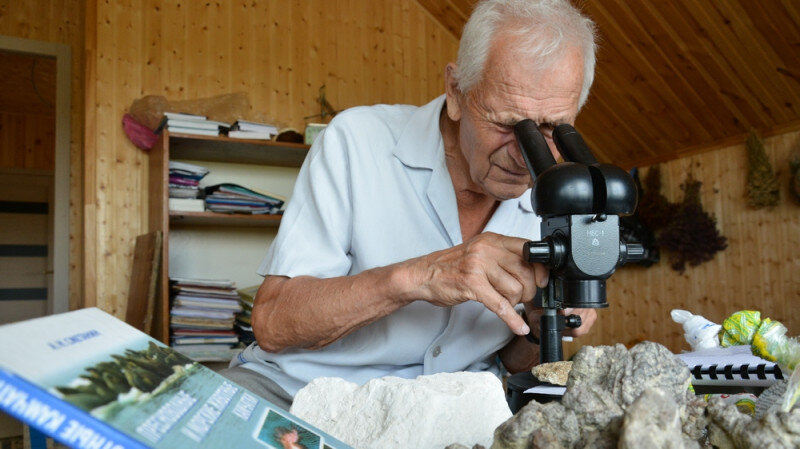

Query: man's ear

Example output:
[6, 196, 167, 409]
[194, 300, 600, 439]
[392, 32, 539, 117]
[444, 63, 462, 122]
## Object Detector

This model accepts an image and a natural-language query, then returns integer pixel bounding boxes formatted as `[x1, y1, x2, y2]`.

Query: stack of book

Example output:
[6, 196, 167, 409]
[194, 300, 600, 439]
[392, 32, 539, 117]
[169, 277, 243, 361]
[228, 120, 279, 140]
[157, 112, 231, 136]
[236, 285, 258, 346]
[204, 183, 285, 214]
[168, 160, 209, 212]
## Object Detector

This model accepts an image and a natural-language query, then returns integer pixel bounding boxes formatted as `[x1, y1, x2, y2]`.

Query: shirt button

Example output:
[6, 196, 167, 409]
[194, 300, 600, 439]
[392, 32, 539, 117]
[432, 346, 441, 357]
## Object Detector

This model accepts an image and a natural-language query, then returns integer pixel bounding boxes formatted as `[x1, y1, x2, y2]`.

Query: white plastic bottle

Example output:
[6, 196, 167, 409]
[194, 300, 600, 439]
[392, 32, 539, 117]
[671, 309, 721, 351]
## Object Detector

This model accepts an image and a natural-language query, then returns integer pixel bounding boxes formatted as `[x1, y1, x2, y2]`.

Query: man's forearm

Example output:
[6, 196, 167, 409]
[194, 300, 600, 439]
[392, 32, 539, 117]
[252, 262, 419, 352]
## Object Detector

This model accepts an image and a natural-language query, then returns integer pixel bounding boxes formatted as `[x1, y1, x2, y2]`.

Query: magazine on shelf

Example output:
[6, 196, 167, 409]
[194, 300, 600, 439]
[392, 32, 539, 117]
[0, 308, 352, 449]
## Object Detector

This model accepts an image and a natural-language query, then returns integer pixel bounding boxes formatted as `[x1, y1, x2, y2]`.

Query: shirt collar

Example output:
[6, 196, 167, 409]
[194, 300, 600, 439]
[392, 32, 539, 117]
[392, 94, 447, 170]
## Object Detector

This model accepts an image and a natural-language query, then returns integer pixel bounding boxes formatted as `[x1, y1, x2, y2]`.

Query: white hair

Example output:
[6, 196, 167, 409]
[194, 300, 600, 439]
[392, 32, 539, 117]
[455, 0, 597, 108]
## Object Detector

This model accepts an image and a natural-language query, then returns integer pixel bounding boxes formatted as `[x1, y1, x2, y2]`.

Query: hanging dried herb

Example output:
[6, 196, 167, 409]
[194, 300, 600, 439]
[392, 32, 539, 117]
[746, 131, 780, 208]
[656, 175, 727, 273]
[637, 165, 678, 231]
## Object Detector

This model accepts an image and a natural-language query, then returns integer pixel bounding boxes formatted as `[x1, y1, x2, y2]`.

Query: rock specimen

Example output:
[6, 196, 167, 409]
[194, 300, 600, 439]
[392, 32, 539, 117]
[531, 361, 572, 386]
[290, 371, 512, 449]
[493, 341, 694, 449]
[490, 341, 800, 449]
[617, 388, 688, 449]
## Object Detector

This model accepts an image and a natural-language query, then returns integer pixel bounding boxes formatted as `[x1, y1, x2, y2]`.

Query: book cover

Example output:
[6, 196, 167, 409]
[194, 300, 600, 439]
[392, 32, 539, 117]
[0, 308, 353, 449]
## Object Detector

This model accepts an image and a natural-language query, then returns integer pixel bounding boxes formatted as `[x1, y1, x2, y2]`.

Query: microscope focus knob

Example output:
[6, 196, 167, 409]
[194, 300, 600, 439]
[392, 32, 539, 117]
[523, 237, 567, 268]
[524, 241, 551, 263]
[565, 314, 582, 329]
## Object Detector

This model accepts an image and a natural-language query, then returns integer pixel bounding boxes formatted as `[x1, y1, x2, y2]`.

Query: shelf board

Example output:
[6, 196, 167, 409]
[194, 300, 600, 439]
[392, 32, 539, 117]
[169, 210, 282, 227]
[167, 132, 309, 167]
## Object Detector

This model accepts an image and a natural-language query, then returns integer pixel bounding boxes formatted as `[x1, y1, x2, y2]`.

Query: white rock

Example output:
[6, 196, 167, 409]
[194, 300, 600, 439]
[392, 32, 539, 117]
[290, 371, 512, 449]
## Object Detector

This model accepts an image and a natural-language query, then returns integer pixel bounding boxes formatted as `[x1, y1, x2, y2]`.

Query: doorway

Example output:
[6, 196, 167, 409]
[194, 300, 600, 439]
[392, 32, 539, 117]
[0, 38, 71, 320]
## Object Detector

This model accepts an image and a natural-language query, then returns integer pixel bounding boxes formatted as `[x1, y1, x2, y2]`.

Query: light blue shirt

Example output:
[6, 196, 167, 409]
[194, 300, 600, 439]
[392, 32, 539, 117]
[232, 95, 541, 396]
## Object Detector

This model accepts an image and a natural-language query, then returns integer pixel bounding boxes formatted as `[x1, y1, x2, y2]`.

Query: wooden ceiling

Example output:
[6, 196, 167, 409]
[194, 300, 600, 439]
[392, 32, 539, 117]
[417, 0, 800, 168]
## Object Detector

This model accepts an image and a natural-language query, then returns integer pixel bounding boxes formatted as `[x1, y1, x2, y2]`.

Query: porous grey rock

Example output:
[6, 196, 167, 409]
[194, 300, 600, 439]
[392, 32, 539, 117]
[290, 372, 511, 449]
[739, 406, 800, 448]
[707, 398, 753, 449]
[531, 361, 572, 386]
[444, 445, 485, 449]
[562, 383, 624, 448]
[708, 396, 800, 448]
[566, 341, 692, 408]
[681, 397, 709, 443]
[618, 388, 686, 449]
[490, 401, 580, 449]
[562, 383, 623, 430]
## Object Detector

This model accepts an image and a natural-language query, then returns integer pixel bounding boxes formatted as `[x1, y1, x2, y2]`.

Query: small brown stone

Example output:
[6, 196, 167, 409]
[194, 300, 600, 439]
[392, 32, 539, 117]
[531, 361, 573, 386]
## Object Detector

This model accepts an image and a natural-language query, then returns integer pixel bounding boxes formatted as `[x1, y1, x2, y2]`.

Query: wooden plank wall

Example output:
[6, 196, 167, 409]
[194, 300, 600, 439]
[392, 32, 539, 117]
[565, 129, 800, 356]
[0, 113, 55, 170]
[0, 0, 85, 310]
[84, 0, 460, 316]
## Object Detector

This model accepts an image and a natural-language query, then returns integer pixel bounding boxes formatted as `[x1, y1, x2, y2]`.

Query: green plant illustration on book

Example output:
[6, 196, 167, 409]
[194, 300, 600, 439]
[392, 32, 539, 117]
[53, 342, 195, 412]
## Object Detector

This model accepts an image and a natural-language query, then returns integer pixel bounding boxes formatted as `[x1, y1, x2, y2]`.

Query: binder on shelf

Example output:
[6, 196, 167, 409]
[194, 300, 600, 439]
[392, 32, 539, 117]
[204, 183, 285, 209]
[0, 308, 353, 449]
[676, 345, 784, 387]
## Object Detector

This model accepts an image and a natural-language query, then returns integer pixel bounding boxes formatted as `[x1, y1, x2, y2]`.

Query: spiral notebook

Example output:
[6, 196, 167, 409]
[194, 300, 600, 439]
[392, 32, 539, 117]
[676, 345, 784, 387]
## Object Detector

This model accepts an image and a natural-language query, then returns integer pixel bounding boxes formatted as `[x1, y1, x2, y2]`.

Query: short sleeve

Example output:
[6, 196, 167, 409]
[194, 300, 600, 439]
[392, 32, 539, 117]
[257, 119, 354, 279]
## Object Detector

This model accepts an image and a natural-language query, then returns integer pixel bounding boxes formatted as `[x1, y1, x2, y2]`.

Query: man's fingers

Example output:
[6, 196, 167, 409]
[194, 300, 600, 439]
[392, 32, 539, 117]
[480, 291, 529, 335]
[493, 259, 538, 304]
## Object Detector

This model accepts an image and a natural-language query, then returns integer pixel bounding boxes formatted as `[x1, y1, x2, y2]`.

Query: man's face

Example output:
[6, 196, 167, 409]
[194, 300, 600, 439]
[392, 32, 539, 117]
[447, 34, 585, 200]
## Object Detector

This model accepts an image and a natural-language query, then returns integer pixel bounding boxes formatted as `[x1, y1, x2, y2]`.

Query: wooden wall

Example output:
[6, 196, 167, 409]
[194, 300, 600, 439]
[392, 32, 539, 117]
[566, 128, 800, 356]
[84, 0, 460, 316]
[0, 0, 85, 310]
[0, 113, 55, 170]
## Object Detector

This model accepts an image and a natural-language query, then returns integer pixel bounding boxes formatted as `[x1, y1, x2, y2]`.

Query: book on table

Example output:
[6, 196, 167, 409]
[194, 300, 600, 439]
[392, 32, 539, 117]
[0, 307, 352, 449]
[676, 345, 784, 387]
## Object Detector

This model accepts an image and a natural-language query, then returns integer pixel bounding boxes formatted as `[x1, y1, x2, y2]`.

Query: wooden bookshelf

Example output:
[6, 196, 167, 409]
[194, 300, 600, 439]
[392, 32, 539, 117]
[169, 210, 283, 227]
[147, 131, 309, 343]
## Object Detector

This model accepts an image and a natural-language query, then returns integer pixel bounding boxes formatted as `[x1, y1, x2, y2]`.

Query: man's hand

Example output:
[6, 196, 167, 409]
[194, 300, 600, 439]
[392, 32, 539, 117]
[409, 232, 549, 335]
[561, 307, 596, 337]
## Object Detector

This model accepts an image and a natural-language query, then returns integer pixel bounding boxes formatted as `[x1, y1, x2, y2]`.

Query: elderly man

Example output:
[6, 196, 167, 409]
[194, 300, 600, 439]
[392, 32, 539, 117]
[222, 0, 599, 410]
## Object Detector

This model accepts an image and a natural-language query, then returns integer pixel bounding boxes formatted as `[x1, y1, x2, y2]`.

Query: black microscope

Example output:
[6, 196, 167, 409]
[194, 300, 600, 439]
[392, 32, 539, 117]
[506, 120, 644, 411]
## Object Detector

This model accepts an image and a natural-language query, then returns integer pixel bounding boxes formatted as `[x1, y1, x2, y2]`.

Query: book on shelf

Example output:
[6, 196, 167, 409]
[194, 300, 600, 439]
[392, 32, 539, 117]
[170, 277, 244, 357]
[676, 345, 784, 387]
[169, 161, 209, 178]
[165, 127, 221, 137]
[230, 120, 279, 136]
[173, 296, 244, 311]
[171, 336, 240, 346]
[163, 112, 207, 121]
[156, 113, 231, 136]
[0, 307, 352, 449]
[169, 198, 205, 213]
[204, 183, 285, 207]
[227, 130, 274, 140]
